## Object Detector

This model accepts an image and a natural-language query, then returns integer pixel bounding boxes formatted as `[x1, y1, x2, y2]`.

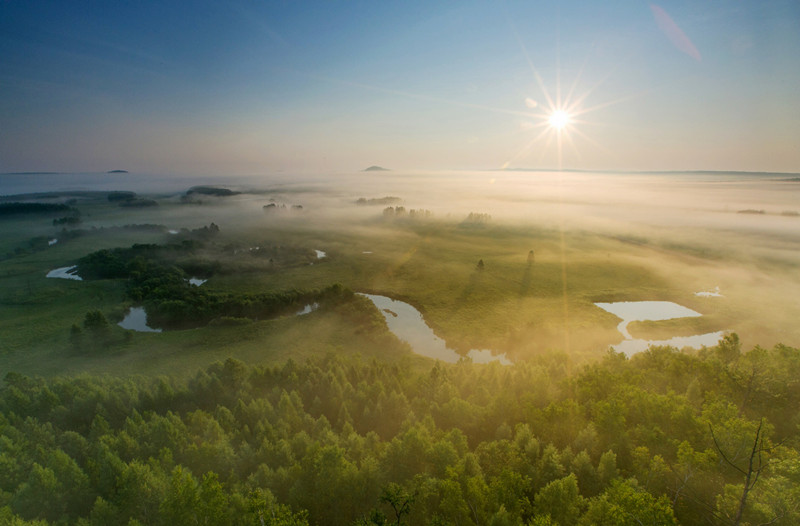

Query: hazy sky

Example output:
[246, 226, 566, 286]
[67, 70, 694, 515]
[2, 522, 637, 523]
[1, 1, 798, 175]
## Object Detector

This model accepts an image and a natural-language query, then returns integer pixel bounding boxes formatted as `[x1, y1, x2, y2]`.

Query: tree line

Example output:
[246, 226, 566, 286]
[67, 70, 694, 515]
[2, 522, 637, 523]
[0, 202, 74, 216]
[74, 233, 353, 330]
[1, 335, 799, 525]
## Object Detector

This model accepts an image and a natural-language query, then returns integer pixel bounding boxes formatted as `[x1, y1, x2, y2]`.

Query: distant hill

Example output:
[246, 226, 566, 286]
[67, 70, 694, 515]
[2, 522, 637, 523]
[107, 169, 129, 174]
[186, 186, 241, 197]
[363, 165, 390, 172]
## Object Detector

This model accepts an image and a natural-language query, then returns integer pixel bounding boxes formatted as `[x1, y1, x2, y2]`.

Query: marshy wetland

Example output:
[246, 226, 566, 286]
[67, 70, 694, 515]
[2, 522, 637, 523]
[1, 169, 799, 376]
[3, 169, 800, 526]
[3, 1, 800, 522]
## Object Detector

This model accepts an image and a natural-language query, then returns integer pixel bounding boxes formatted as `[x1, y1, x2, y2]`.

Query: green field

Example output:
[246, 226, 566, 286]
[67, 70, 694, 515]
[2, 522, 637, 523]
[2, 181, 798, 378]
[2, 178, 800, 526]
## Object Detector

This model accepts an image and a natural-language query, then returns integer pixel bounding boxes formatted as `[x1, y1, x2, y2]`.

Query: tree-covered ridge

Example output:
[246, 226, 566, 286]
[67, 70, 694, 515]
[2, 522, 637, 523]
[2, 337, 799, 525]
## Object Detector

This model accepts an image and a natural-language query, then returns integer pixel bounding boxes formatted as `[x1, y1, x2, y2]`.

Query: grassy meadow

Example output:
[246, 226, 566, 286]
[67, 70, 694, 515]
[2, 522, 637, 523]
[1, 172, 799, 378]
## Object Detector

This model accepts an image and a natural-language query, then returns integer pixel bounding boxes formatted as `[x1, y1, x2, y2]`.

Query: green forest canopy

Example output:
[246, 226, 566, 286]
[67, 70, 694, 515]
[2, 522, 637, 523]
[2, 335, 799, 525]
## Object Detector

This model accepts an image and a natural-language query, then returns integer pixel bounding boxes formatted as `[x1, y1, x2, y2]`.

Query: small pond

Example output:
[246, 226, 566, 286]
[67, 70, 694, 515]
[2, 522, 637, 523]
[296, 303, 319, 315]
[46, 266, 82, 280]
[188, 278, 207, 286]
[595, 300, 724, 356]
[360, 293, 511, 365]
[594, 301, 702, 339]
[118, 307, 162, 333]
[315, 249, 327, 259]
[695, 287, 723, 297]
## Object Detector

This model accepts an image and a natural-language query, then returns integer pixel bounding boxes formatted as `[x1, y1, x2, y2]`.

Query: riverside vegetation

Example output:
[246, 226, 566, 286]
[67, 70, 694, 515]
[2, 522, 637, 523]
[1, 179, 799, 524]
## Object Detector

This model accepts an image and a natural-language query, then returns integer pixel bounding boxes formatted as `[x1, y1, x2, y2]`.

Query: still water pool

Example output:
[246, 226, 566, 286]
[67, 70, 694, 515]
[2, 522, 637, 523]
[360, 294, 511, 364]
[595, 301, 724, 356]
[46, 266, 82, 280]
[118, 307, 162, 333]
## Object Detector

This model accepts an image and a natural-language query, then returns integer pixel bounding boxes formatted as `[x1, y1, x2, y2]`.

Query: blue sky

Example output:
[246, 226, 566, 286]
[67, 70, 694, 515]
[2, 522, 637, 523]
[1, 0, 798, 174]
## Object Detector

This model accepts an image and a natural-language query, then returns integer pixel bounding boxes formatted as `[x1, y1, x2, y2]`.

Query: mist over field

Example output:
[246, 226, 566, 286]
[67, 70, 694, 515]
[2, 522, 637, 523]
[5, 167, 798, 356]
[9, 167, 799, 262]
[2, 0, 800, 521]
[7, 168, 798, 233]
[3, 167, 800, 525]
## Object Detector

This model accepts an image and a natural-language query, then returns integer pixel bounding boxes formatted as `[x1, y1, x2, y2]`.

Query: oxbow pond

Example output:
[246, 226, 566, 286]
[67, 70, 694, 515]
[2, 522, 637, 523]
[595, 301, 725, 356]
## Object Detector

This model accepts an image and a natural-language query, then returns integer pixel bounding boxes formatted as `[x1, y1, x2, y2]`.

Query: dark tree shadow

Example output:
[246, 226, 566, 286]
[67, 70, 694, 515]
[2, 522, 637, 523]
[519, 265, 532, 297]
[458, 269, 481, 303]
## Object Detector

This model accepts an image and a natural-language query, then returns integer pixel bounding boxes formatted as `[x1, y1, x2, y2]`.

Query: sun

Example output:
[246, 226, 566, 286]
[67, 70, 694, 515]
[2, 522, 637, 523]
[503, 32, 624, 170]
[548, 109, 571, 131]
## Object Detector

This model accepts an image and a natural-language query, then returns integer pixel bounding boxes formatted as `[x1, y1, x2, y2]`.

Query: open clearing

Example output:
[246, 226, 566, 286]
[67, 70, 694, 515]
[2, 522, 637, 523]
[1, 170, 798, 377]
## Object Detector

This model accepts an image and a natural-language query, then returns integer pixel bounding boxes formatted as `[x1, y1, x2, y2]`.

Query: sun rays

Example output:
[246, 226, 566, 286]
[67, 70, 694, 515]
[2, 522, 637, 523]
[548, 109, 571, 131]
[503, 26, 620, 172]
[508, 80, 602, 171]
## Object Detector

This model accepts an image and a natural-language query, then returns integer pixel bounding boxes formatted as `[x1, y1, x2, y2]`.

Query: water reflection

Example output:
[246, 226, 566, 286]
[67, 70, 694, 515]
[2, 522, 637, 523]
[360, 293, 511, 365]
[296, 303, 319, 315]
[118, 307, 162, 333]
[610, 331, 726, 356]
[46, 266, 82, 280]
[595, 301, 701, 339]
[695, 287, 723, 297]
[595, 300, 723, 356]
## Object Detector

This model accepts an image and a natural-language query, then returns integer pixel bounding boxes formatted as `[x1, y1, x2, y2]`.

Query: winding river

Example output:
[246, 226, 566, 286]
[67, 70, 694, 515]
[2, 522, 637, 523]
[359, 294, 512, 365]
[56, 266, 724, 358]
[363, 295, 724, 362]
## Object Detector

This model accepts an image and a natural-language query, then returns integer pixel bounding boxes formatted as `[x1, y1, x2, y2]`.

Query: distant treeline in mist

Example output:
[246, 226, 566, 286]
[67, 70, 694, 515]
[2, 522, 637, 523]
[0, 202, 74, 216]
[356, 196, 402, 206]
[2, 335, 799, 525]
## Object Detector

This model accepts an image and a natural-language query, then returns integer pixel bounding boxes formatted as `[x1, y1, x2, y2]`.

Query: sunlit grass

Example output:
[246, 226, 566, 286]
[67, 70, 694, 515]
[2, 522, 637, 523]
[2, 185, 799, 377]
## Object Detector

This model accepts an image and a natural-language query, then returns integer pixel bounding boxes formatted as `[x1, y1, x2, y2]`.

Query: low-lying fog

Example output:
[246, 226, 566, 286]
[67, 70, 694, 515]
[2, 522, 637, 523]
[6, 168, 800, 351]
[5, 169, 799, 262]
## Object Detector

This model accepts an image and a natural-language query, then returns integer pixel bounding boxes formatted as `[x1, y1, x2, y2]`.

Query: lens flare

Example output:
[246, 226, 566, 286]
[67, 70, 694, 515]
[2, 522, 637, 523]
[548, 110, 571, 130]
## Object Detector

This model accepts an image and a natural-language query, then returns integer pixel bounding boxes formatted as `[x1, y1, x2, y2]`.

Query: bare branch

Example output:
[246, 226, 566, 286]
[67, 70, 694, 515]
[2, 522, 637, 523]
[709, 423, 748, 476]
